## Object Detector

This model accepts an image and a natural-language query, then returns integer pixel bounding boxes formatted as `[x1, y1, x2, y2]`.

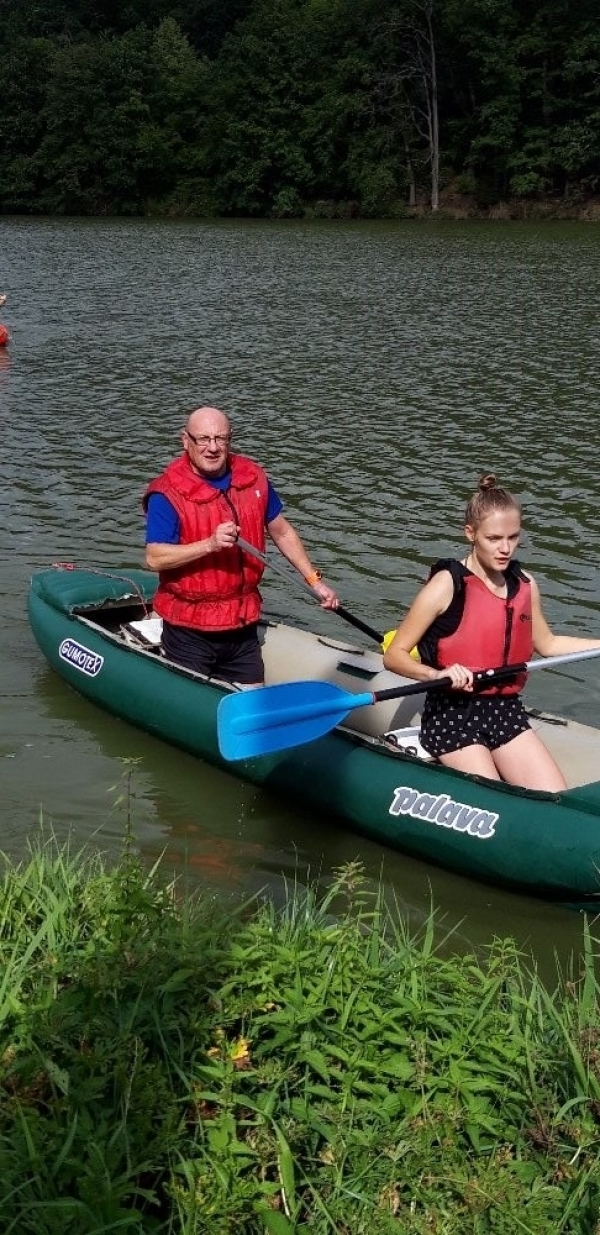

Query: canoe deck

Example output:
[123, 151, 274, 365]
[31, 563, 600, 792]
[117, 604, 600, 792]
[265, 622, 600, 790]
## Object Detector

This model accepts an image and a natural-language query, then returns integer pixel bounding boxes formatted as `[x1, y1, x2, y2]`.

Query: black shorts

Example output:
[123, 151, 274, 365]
[162, 621, 264, 685]
[420, 691, 531, 758]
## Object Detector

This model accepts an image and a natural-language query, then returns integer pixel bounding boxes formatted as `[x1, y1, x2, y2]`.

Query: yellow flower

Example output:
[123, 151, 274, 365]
[230, 1036, 251, 1069]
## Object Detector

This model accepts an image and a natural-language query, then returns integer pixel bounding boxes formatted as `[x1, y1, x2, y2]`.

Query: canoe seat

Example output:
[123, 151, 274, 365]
[259, 619, 425, 737]
[382, 713, 600, 786]
[121, 617, 164, 654]
[527, 711, 600, 789]
[382, 726, 435, 761]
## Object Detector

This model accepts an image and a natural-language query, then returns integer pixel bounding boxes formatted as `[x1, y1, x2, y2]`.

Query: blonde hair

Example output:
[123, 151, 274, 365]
[464, 473, 520, 529]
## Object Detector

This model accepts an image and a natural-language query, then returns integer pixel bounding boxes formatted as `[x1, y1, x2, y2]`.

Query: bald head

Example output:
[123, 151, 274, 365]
[186, 406, 231, 438]
[182, 406, 232, 478]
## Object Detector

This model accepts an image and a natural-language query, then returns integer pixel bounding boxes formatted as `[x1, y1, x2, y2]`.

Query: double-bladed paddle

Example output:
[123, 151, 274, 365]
[236, 535, 385, 645]
[218, 645, 600, 761]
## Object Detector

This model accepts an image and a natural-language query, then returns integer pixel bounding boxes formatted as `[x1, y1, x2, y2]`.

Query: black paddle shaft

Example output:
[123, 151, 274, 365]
[336, 605, 383, 644]
[372, 661, 527, 705]
[373, 676, 452, 704]
[236, 535, 385, 645]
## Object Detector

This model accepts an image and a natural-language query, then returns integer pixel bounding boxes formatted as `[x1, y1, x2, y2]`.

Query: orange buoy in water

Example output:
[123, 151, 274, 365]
[0, 324, 8, 347]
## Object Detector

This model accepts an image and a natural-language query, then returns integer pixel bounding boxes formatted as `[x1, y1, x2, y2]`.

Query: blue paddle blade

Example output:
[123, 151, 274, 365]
[218, 680, 374, 761]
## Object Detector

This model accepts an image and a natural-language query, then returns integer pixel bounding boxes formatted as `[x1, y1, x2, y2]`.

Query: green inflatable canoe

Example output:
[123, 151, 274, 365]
[28, 565, 600, 904]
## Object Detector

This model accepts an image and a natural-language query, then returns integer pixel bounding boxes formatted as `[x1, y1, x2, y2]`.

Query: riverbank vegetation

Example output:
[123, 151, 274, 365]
[1, 0, 599, 220]
[1, 835, 600, 1232]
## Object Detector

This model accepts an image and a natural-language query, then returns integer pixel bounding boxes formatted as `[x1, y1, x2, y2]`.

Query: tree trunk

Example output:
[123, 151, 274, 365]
[424, 1, 439, 211]
[404, 136, 417, 205]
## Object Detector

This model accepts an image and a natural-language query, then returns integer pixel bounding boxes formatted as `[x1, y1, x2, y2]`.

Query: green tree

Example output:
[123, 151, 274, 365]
[139, 18, 211, 211]
[27, 20, 208, 215]
[2, 0, 600, 216]
[440, 0, 521, 203]
[0, 38, 54, 211]
[306, 0, 416, 215]
[205, 0, 418, 217]
[511, 1, 600, 197]
[35, 29, 153, 213]
[369, 0, 442, 210]
[205, 0, 321, 215]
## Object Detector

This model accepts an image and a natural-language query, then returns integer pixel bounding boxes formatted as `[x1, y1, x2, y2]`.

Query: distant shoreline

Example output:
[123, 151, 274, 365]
[1, 196, 599, 222]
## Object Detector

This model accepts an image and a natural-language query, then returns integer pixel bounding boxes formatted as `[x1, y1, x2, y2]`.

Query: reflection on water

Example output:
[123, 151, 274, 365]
[2, 216, 600, 973]
[22, 662, 594, 984]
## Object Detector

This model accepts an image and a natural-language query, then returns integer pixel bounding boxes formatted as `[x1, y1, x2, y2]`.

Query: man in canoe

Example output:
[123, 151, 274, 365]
[144, 405, 338, 685]
[383, 474, 600, 792]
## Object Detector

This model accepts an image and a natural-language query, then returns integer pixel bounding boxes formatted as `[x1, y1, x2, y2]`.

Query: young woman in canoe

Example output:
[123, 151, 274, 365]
[383, 474, 600, 791]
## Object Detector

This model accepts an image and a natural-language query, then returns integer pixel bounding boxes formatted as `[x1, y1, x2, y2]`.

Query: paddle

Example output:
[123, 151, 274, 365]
[218, 645, 600, 761]
[236, 535, 385, 645]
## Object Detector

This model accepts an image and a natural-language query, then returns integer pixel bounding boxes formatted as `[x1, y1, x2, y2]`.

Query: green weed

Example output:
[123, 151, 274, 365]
[0, 834, 599, 1233]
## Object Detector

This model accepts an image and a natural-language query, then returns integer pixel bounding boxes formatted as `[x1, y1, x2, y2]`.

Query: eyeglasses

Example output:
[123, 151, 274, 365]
[185, 430, 231, 448]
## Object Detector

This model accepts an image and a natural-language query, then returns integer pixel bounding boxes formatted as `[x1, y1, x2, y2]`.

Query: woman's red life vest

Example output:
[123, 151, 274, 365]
[144, 453, 270, 631]
[418, 559, 533, 695]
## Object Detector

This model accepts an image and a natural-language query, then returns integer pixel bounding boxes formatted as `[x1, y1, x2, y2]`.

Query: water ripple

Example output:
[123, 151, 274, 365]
[2, 217, 600, 932]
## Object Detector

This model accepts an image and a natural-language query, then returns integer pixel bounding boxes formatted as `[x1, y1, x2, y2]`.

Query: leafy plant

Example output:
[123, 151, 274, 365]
[1, 834, 599, 1232]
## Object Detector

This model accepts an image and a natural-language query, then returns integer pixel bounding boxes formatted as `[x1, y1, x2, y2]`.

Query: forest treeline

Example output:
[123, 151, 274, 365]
[1, 0, 599, 218]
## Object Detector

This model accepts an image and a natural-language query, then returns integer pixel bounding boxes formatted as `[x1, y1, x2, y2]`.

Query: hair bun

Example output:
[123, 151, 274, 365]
[465, 474, 519, 528]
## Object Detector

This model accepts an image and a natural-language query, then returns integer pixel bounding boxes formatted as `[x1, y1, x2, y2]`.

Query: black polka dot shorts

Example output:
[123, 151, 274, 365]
[420, 691, 531, 757]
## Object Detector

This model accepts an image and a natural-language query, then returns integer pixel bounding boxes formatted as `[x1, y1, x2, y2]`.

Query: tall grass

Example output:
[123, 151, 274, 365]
[0, 839, 599, 1233]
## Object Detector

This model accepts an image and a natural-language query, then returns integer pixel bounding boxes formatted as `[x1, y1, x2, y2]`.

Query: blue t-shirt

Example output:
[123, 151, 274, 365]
[146, 471, 283, 543]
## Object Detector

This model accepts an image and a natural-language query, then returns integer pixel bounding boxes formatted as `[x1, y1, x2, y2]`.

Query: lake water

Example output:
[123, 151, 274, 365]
[2, 215, 600, 974]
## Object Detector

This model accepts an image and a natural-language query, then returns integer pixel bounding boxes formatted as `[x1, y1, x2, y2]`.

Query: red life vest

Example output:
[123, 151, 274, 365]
[144, 452, 269, 631]
[418, 560, 533, 695]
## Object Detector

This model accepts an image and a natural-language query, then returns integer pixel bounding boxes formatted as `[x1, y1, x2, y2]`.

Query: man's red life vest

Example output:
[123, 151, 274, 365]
[418, 560, 533, 695]
[144, 452, 270, 631]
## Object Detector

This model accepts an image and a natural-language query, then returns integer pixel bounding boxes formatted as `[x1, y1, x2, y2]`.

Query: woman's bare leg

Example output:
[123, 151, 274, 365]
[492, 729, 566, 791]
[438, 745, 502, 779]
